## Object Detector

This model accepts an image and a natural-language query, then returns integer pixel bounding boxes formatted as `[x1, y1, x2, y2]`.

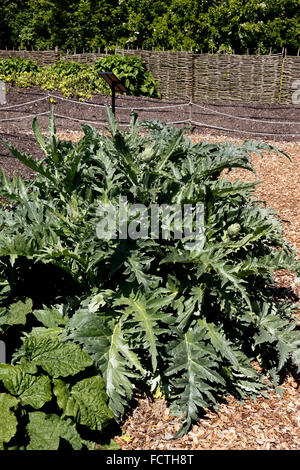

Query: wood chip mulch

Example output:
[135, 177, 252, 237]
[1, 122, 299, 450]
[113, 134, 300, 451]
[114, 379, 299, 450]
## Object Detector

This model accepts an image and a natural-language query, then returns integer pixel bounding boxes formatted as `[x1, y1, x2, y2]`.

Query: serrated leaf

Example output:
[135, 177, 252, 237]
[166, 327, 225, 436]
[256, 311, 300, 371]
[124, 252, 160, 292]
[211, 261, 252, 310]
[176, 285, 205, 330]
[115, 291, 170, 372]
[70, 314, 145, 418]
[156, 127, 184, 171]
[199, 319, 239, 368]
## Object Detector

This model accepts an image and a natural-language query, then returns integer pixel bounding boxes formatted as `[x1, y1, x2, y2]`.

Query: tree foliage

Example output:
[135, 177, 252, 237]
[0, 0, 299, 54]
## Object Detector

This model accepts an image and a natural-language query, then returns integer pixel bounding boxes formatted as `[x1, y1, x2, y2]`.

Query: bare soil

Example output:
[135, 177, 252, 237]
[0, 86, 300, 179]
[0, 87, 299, 451]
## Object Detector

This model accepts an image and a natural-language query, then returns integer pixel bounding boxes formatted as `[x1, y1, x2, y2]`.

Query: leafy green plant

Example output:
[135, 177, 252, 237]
[0, 327, 116, 450]
[1, 0, 299, 54]
[0, 57, 41, 88]
[0, 57, 41, 76]
[0, 109, 299, 441]
[0, 288, 117, 450]
[0, 56, 161, 99]
[94, 55, 161, 97]
[36, 61, 105, 100]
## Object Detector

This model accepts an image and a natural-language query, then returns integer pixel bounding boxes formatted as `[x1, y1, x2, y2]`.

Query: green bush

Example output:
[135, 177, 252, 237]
[0, 110, 299, 442]
[0, 57, 41, 75]
[1, 1, 299, 54]
[36, 61, 105, 100]
[94, 55, 161, 97]
[0, 56, 161, 100]
[0, 57, 41, 88]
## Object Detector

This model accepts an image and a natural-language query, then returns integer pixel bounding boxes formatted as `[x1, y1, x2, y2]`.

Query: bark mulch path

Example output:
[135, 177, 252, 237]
[113, 135, 300, 451]
[0, 88, 299, 451]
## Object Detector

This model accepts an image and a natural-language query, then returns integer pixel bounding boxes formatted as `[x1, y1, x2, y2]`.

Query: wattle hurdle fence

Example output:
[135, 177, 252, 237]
[0, 48, 299, 104]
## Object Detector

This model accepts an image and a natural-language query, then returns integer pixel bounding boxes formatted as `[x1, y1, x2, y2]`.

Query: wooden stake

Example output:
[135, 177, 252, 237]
[0, 80, 7, 105]
[189, 101, 193, 123]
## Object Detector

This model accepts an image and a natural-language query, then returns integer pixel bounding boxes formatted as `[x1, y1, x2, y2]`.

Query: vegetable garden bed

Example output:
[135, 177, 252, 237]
[56, 131, 299, 451]
[0, 89, 299, 451]
[113, 134, 300, 451]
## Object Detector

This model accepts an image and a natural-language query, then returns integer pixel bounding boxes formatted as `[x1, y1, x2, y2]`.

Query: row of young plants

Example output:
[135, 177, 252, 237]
[0, 109, 299, 449]
[0, 55, 161, 100]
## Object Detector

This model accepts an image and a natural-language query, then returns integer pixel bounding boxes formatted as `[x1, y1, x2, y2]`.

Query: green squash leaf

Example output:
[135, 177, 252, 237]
[33, 306, 67, 328]
[0, 393, 19, 449]
[26, 412, 82, 450]
[54, 376, 114, 431]
[16, 328, 93, 378]
[0, 298, 33, 327]
[0, 364, 51, 409]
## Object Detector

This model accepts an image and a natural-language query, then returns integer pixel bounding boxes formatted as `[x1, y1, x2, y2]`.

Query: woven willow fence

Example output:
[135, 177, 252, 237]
[1, 48, 300, 104]
[0, 49, 60, 66]
[116, 49, 300, 104]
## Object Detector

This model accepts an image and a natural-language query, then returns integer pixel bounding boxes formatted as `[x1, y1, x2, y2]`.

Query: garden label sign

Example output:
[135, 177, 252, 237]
[0, 80, 6, 105]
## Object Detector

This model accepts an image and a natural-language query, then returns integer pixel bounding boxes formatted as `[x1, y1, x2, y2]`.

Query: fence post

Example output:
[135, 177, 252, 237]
[191, 51, 195, 103]
[189, 101, 193, 123]
[278, 55, 285, 104]
[0, 340, 6, 363]
[0, 80, 6, 105]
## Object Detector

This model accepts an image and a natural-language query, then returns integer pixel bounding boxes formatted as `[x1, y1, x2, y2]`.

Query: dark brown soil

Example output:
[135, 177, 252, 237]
[0, 86, 299, 181]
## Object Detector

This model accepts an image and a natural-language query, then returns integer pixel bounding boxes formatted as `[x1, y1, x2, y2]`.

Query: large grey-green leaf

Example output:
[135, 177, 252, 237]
[166, 326, 225, 437]
[199, 319, 239, 368]
[255, 312, 300, 371]
[114, 291, 171, 372]
[156, 127, 184, 171]
[70, 314, 145, 418]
